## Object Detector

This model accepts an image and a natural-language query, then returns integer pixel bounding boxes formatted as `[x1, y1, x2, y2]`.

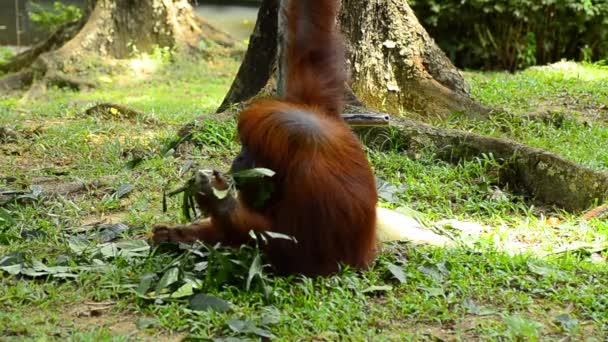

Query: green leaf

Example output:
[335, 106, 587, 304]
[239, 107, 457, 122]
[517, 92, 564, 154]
[0, 263, 23, 275]
[386, 262, 407, 284]
[231, 168, 275, 178]
[170, 282, 195, 298]
[260, 307, 282, 325]
[246, 254, 264, 291]
[0, 251, 24, 266]
[193, 261, 208, 272]
[463, 298, 495, 316]
[212, 188, 230, 199]
[189, 293, 231, 312]
[115, 239, 150, 251]
[99, 243, 119, 258]
[362, 285, 393, 294]
[417, 264, 445, 282]
[19, 259, 78, 278]
[0, 252, 24, 275]
[155, 267, 179, 292]
[32, 259, 69, 273]
[250, 327, 275, 339]
[68, 236, 90, 255]
[226, 319, 275, 339]
[20, 229, 47, 240]
[115, 239, 150, 257]
[423, 287, 444, 297]
[504, 315, 543, 337]
[527, 261, 555, 277]
[0, 208, 15, 225]
[263, 231, 296, 242]
[554, 313, 579, 331]
[114, 183, 135, 198]
[91, 223, 129, 242]
[376, 178, 404, 203]
[226, 318, 248, 332]
[20, 268, 50, 277]
[49, 272, 78, 279]
[136, 273, 157, 296]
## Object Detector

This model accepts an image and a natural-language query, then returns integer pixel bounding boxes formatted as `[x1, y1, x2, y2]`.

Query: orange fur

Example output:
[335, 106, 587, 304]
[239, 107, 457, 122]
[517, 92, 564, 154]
[153, 0, 377, 276]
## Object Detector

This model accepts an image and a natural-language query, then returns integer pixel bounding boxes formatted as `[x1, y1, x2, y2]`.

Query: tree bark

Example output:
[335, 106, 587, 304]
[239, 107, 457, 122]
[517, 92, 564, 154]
[217, 0, 279, 113]
[43, 0, 233, 69]
[218, 0, 490, 119]
[339, 0, 490, 119]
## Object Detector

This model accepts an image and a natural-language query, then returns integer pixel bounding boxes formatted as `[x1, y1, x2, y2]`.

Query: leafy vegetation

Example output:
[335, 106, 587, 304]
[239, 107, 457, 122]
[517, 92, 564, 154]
[29, 1, 83, 33]
[410, 0, 608, 70]
[0, 47, 14, 67]
[1, 47, 607, 340]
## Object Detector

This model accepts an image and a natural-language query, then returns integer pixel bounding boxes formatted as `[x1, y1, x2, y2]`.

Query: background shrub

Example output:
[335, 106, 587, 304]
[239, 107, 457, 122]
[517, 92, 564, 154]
[28, 1, 82, 34]
[409, 0, 608, 71]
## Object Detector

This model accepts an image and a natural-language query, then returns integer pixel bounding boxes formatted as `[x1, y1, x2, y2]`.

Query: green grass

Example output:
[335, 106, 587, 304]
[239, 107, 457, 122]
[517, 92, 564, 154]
[437, 62, 608, 171]
[1, 49, 607, 340]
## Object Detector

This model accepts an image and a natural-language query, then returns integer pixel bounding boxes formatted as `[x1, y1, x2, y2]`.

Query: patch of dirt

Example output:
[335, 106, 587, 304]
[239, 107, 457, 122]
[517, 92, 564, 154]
[62, 302, 186, 341]
[79, 212, 129, 226]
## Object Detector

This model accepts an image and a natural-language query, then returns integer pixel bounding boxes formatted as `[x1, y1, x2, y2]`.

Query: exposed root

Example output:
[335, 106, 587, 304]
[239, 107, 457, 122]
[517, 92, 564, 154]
[45, 71, 96, 90]
[0, 19, 85, 74]
[0, 70, 34, 91]
[582, 204, 608, 220]
[353, 105, 608, 211]
[85, 103, 145, 120]
[83, 103, 162, 126]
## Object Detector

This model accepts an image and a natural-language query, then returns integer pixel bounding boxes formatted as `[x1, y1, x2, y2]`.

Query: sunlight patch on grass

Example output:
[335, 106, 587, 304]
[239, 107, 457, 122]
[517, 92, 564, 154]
[534, 60, 608, 82]
[129, 54, 161, 78]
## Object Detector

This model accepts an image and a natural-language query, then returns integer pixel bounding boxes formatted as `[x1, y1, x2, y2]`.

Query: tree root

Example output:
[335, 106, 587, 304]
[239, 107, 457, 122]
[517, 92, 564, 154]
[0, 68, 95, 95]
[82, 103, 163, 126]
[0, 19, 85, 74]
[351, 105, 608, 212]
[45, 71, 96, 90]
[0, 70, 34, 92]
[84, 103, 145, 120]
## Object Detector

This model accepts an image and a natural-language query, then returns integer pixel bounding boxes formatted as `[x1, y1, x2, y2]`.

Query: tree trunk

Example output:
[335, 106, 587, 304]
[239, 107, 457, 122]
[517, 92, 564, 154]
[0, 19, 85, 75]
[217, 0, 279, 113]
[42, 0, 233, 70]
[219, 0, 489, 119]
[0, 0, 234, 95]
[339, 0, 490, 119]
